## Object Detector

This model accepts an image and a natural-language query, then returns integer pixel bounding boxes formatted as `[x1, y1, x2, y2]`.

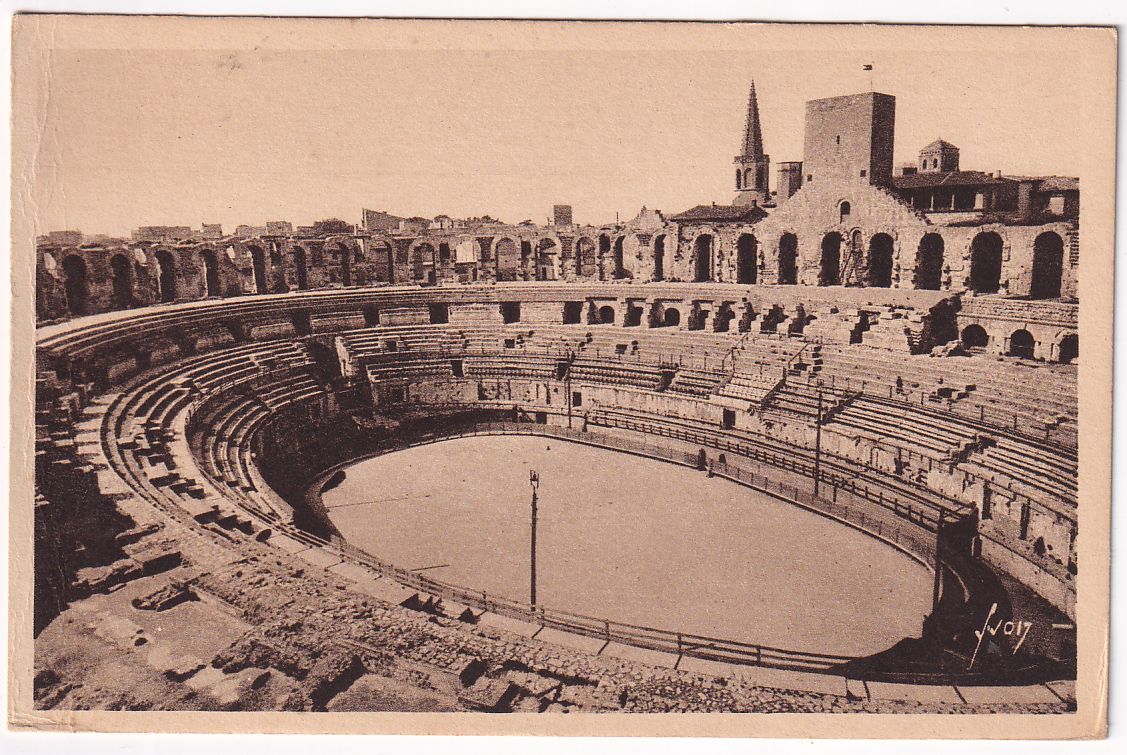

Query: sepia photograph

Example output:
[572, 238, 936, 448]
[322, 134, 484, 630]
[6, 14, 1115, 739]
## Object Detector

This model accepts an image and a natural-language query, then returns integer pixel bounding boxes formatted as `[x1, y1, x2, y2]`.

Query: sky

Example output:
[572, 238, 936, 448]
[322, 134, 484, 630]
[23, 21, 1094, 237]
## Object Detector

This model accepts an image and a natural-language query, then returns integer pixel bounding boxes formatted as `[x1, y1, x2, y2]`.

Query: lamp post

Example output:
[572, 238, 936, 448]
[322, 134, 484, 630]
[813, 388, 824, 497]
[529, 470, 540, 608]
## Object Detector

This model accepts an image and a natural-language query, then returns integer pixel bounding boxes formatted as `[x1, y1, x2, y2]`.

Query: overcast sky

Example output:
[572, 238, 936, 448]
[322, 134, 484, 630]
[23, 20, 1094, 236]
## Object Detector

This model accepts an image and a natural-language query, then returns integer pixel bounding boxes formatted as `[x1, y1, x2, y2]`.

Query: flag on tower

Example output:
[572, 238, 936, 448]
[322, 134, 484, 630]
[863, 64, 873, 71]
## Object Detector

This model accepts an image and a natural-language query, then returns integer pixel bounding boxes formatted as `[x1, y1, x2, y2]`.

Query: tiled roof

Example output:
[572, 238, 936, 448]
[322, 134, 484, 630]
[669, 204, 767, 223]
[890, 171, 1011, 190]
[921, 138, 959, 152]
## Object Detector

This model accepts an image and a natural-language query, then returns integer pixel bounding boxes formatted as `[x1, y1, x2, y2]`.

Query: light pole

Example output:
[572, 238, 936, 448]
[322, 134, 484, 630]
[813, 388, 824, 497]
[529, 470, 540, 608]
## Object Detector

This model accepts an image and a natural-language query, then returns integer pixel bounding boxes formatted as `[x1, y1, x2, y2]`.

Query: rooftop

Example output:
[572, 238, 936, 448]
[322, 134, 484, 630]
[669, 203, 767, 223]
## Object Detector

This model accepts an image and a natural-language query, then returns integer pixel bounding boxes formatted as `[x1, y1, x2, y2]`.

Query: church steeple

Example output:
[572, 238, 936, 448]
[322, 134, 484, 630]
[741, 80, 764, 158]
[733, 80, 771, 207]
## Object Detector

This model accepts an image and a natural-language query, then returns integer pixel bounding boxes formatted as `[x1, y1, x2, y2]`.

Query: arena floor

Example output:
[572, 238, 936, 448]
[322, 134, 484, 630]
[321, 435, 934, 657]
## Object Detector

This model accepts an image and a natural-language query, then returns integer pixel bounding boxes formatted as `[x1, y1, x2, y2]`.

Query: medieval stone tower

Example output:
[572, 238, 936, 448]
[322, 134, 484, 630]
[733, 81, 771, 207]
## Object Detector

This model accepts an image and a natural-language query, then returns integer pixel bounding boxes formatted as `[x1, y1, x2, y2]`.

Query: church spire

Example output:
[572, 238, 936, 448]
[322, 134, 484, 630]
[741, 80, 764, 158]
[733, 80, 770, 207]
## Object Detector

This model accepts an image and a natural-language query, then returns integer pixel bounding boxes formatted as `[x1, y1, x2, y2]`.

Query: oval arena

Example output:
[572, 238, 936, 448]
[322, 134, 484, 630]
[32, 85, 1079, 714]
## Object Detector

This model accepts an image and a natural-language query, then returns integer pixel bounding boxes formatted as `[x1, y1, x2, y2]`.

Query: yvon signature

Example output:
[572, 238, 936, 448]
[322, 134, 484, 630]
[968, 602, 1033, 670]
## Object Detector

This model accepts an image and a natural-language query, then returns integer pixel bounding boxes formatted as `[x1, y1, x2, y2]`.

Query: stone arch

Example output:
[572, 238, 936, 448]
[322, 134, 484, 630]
[819, 233, 842, 286]
[1031, 231, 1065, 299]
[200, 249, 221, 297]
[961, 323, 989, 350]
[598, 305, 616, 324]
[613, 236, 626, 278]
[652, 234, 667, 281]
[154, 249, 178, 302]
[62, 254, 89, 315]
[778, 233, 798, 284]
[536, 237, 559, 281]
[1058, 333, 1078, 364]
[866, 233, 894, 288]
[969, 231, 1004, 294]
[916, 233, 944, 290]
[493, 237, 519, 281]
[575, 236, 596, 278]
[336, 243, 353, 287]
[597, 234, 612, 279]
[1008, 328, 1035, 359]
[839, 200, 852, 224]
[692, 234, 713, 282]
[292, 246, 309, 290]
[735, 169, 742, 190]
[736, 234, 757, 284]
[662, 306, 681, 327]
[247, 245, 268, 294]
[412, 242, 435, 283]
[110, 253, 135, 308]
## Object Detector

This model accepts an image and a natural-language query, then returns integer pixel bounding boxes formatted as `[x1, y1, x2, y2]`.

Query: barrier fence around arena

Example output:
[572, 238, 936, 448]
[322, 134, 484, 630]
[301, 419, 951, 674]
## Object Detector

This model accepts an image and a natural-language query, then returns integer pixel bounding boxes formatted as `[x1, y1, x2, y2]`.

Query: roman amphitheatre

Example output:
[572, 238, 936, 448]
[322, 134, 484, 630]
[30, 84, 1079, 714]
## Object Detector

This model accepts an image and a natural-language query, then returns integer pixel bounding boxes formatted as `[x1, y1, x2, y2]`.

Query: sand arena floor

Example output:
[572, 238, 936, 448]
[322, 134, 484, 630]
[322, 435, 933, 657]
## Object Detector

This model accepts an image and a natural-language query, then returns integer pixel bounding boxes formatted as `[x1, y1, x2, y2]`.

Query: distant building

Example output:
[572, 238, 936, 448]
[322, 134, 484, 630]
[265, 221, 293, 236]
[311, 218, 354, 236]
[234, 224, 267, 237]
[361, 208, 404, 233]
[199, 224, 224, 239]
[132, 225, 192, 242]
[553, 205, 574, 226]
[399, 217, 430, 233]
[45, 230, 83, 246]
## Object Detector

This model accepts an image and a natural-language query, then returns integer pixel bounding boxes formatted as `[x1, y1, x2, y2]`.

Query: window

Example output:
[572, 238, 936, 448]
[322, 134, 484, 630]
[839, 201, 852, 223]
[572, 391, 582, 407]
[835, 135, 841, 145]
[807, 174, 813, 182]
[860, 169, 867, 177]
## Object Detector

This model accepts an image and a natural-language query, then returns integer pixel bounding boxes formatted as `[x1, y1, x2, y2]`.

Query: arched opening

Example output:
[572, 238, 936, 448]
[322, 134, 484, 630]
[598, 305, 615, 325]
[62, 255, 89, 315]
[338, 244, 353, 287]
[519, 241, 533, 280]
[778, 233, 798, 284]
[292, 246, 309, 290]
[1031, 232, 1064, 299]
[839, 200, 852, 224]
[199, 250, 221, 297]
[969, 232, 1003, 294]
[613, 236, 626, 278]
[248, 246, 268, 294]
[1008, 329, 1036, 360]
[536, 238, 558, 281]
[597, 235, 611, 280]
[693, 234, 713, 282]
[155, 250, 178, 302]
[576, 237, 596, 278]
[1058, 334, 1078, 364]
[819, 233, 842, 286]
[495, 239, 518, 281]
[662, 307, 681, 327]
[736, 234, 757, 284]
[735, 169, 742, 190]
[916, 233, 944, 290]
[653, 235, 666, 281]
[412, 243, 434, 282]
[866, 233, 894, 288]
[961, 324, 989, 350]
[110, 253, 134, 308]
